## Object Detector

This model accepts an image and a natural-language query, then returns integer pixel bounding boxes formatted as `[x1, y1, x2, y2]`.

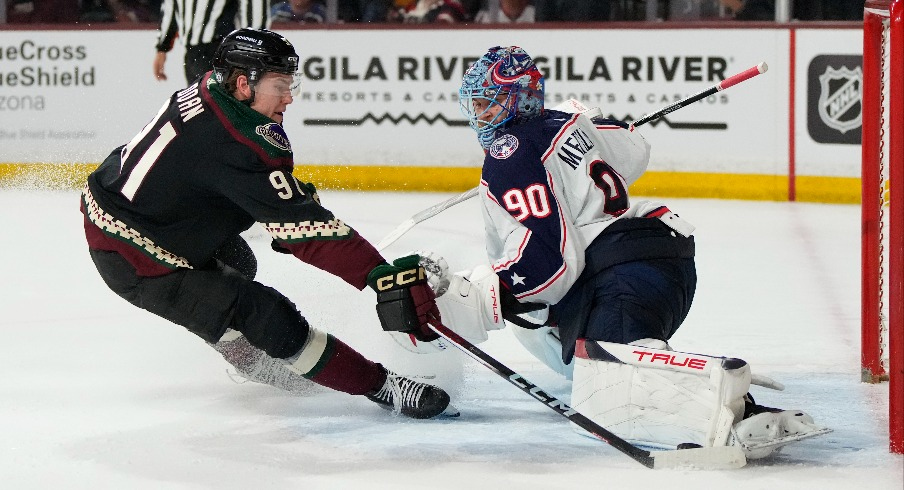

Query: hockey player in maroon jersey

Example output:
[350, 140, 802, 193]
[414, 45, 829, 455]
[80, 28, 455, 420]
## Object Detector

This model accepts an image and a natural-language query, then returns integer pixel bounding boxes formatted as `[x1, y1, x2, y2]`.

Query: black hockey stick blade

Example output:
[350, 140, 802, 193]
[428, 322, 747, 470]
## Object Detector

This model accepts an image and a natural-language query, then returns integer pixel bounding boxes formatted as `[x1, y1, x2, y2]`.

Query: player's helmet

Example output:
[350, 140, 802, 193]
[459, 46, 545, 149]
[213, 28, 301, 96]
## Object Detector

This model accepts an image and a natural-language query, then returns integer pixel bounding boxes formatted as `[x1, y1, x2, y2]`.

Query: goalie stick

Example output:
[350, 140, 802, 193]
[376, 187, 478, 251]
[632, 62, 768, 127]
[427, 322, 748, 470]
[375, 62, 769, 251]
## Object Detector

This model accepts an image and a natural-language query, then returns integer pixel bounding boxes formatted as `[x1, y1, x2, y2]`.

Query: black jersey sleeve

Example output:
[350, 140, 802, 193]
[214, 153, 385, 290]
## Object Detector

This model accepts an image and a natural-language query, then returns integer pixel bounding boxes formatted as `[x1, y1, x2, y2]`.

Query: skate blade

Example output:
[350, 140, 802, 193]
[739, 426, 833, 459]
[651, 445, 747, 470]
[438, 403, 460, 418]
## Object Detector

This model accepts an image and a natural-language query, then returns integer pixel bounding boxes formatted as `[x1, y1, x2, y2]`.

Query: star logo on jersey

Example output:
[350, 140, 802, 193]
[511, 272, 526, 286]
[489, 134, 519, 160]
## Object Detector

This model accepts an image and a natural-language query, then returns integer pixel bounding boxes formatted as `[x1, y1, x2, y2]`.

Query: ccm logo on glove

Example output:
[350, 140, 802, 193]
[373, 268, 426, 291]
[367, 255, 441, 342]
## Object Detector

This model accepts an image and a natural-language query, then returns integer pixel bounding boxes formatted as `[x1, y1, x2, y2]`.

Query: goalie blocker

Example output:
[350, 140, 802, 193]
[572, 339, 832, 459]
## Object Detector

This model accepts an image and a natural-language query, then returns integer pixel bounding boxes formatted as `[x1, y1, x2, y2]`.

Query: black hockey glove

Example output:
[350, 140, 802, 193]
[366, 255, 441, 342]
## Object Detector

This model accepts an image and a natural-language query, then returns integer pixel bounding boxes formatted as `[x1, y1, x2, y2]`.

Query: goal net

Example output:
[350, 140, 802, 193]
[862, 0, 904, 454]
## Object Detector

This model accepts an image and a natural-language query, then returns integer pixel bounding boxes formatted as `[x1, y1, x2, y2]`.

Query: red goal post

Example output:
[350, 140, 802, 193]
[862, 0, 904, 454]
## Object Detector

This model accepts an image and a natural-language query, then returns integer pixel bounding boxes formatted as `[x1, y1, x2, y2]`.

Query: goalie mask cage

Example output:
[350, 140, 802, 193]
[863, 0, 904, 454]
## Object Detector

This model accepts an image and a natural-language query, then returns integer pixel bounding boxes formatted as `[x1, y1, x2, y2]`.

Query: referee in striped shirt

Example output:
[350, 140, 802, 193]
[153, 0, 271, 84]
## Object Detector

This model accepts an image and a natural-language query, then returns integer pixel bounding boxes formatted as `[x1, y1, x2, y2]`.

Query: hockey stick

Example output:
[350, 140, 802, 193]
[375, 62, 768, 251]
[428, 322, 747, 470]
[631, 62, 768, 127]
[376, 187, 478, 251]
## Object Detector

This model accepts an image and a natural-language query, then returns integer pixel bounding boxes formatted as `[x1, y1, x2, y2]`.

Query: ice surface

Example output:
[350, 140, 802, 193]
[1, 190, 901, 489]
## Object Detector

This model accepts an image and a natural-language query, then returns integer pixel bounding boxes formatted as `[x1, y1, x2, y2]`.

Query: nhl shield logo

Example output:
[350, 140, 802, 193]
[817, 66, 862, 134]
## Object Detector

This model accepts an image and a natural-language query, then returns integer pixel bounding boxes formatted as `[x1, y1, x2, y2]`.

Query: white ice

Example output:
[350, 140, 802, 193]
[1, 190, 901, 489]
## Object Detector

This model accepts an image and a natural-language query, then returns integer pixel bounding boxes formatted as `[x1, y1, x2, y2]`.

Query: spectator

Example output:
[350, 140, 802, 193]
[474, 0, 534, 23]
[390, 0, 469, 22]
[732, 0, 773, 20]
[534, 0, 608, 21]
[271, 0, 327, 22]
[7, 0, 80, 22]
[822, 0, 862, 20]
[359, 0, 394, 21]
[731, 0, 862, 21]
[80, 0, 115, 22]
[107, 0, 163, 22]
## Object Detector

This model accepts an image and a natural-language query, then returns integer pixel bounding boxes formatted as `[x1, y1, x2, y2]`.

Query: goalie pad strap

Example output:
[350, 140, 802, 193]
[500, 287, 546, 329]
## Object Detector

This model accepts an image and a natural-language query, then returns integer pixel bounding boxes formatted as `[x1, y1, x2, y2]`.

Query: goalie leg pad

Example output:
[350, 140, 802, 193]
[571, 339, 750, 450]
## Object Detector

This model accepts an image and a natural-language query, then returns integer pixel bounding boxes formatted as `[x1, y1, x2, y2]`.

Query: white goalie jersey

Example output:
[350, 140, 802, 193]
[479, 107, 654, 305]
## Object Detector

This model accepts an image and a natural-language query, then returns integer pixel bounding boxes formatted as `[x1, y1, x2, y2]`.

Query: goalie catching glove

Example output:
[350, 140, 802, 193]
[367, 255, 441, 342]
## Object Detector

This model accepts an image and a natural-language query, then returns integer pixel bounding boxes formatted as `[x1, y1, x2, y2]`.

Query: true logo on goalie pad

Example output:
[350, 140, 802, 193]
[577, 339, 715, 374]
[633, 350, 708, 370]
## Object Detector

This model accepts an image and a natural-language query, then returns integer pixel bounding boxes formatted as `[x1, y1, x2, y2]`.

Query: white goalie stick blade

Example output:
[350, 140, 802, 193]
[376, 187, 479, 251]
[649, 446, 747, 470]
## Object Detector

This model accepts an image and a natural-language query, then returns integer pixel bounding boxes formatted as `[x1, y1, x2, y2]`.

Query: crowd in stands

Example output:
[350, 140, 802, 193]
[3, 0, 864, 24]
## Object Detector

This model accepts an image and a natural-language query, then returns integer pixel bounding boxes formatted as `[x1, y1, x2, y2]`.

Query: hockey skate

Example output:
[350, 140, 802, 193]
[365, 369, 459, 419]
[728, 394, 832, 459]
